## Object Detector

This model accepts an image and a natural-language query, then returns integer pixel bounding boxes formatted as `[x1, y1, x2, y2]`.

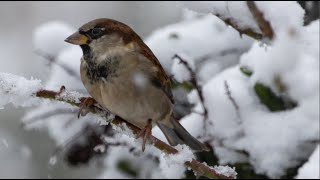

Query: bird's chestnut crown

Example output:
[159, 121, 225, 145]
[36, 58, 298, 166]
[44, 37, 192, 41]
[65, 18, 140, 46]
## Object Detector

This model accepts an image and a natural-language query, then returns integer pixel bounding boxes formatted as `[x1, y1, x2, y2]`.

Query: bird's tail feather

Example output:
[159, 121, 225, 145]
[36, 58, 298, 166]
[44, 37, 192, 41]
[157, 117, 209, 152]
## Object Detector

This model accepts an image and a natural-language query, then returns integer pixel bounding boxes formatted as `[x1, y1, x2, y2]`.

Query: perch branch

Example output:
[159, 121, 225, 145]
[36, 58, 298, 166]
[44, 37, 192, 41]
[34, 87, 235, 179]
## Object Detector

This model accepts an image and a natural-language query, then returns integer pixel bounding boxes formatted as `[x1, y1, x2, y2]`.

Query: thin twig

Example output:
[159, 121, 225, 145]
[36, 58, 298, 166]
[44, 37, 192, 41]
[195, 48, 247, 73]
[214, 14, 263, 40]
[224, 81, 241, 119]
[247, 1, 275, 40]
[34, 49, 80, 79]
[212, 1, 276, 41]
[172, 54, 211, 136]
[34, 87, 236, 179]
[22, 108, 75, 127]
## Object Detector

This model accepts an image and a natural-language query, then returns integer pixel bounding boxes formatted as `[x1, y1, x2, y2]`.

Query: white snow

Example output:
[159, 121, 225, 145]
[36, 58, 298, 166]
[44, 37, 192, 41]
[180, 1, 305, 39]
[48, 155, 57, 166]
[159, 144, 194, 179]
[296, 145, 320, 179]
[33, 21, 75, 56]
[0, 72, 42, 108]
[213, 165, 237, 178]
[176, 19, 318, 179]
[171, 54, 195, 83]
[93, 144, 106, 153]
[255, 2, 305, 33]
[180, 2, 261, 33]
[145, 13, 252, 84]
[44, 46, 83, 92]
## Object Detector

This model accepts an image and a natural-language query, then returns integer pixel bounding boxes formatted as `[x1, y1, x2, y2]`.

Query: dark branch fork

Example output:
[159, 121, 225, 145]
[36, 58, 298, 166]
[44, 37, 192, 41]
[172, 54, 211, 137]
[212, 1, 275, 41]
[34, 87, 235, 179]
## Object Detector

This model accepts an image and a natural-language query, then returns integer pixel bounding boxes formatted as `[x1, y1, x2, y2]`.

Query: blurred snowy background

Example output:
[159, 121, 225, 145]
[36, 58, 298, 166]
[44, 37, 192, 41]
[0, 1, 319, 179]
[0, 1, 181, 178]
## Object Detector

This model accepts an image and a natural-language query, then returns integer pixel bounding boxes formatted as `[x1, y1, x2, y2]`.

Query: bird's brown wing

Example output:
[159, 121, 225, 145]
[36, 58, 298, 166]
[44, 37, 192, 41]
[137, 41, 174, 104]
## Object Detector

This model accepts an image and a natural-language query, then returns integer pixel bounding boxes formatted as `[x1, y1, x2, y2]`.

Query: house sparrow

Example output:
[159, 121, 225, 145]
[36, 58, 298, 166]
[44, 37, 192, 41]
[65, 18, 209, 152]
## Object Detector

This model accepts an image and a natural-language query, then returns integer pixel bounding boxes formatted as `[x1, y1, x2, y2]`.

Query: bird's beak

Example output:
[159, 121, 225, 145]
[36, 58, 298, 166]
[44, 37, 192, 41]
[65, 32, 89, 45]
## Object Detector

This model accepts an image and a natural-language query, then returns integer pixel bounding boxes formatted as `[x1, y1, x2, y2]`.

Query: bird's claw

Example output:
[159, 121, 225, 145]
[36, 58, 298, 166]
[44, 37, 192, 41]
[78, 97, 96, 118]
[136, 119, 152, 152]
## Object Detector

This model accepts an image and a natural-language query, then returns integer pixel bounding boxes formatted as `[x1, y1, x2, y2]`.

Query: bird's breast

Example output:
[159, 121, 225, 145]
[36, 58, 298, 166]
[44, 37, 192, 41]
[80, 54, 172, 129]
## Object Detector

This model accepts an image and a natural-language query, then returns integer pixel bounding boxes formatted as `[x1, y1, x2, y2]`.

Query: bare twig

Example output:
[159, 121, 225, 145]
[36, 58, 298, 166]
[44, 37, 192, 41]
[195, 48, 247, 72]
[172, 54, 211, 137]
[247, 1, 274, 40]
[215, 13, 263, 40]
[34, 49, 80, 79]
[211, 2, 275, 41]
[22, 108, 75, 127]
[34, 87, 236, 179]
[224, 81, 241, 119]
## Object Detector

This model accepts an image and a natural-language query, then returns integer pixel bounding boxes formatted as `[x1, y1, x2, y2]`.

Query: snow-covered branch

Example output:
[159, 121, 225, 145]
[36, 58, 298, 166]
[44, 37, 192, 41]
[0, 72, 236, 179]
[181, 1, 304, 41]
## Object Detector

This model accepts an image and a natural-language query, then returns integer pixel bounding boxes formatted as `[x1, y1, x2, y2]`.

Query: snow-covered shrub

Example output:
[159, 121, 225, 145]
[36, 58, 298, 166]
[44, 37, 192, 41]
[0, 1, 318, 179]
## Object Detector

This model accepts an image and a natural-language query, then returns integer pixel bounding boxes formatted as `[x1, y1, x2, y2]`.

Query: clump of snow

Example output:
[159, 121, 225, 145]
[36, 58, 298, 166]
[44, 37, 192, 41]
[145, 14, 252, 83]
[33, 21, 75, 56]
[0, 72, 42, 108]
[48, 155, 57, 166]
[180, 1, 305, 39]
[93, 144, 106, 153]
[111, 123, 136, 138]
[180, 2, 260, 33]
[159, 144, 194, 179]
[296, 145, 320, 179]
[213, 165, 237, 178]
[298, 20, 319, 62]
[240, 29, 303, 94]
[255, 2, 305, 33]
[44, 46, 83, 91]
[175, 19, 319, 177]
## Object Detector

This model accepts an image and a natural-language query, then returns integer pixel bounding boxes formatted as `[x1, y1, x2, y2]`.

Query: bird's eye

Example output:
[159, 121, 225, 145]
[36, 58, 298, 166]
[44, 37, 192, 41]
[91, 28, 102, 36]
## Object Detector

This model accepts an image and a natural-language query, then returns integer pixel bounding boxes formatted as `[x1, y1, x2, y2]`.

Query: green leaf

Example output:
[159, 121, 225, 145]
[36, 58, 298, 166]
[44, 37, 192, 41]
[254, 83, 297, 111]
[240, 66, 253, 77]
[117, 160, 138, 177]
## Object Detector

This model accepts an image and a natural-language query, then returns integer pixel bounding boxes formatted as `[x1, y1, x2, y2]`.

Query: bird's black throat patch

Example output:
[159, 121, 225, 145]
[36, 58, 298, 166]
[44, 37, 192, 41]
[81, 44, 119, 83]
[80, 45, 93, 60]
[85, 57, 119, 84]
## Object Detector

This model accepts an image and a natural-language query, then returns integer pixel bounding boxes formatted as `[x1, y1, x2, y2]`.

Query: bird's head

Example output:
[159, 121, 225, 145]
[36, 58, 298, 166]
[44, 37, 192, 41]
[65, 18, 141, 60]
